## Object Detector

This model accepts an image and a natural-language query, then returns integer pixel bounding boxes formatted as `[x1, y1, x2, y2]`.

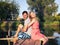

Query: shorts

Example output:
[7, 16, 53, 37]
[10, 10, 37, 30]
[18, 32, 31, 39]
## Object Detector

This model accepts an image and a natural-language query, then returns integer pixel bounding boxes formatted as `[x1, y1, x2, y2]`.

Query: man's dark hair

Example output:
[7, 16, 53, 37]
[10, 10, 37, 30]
[22, 11, 28, 15]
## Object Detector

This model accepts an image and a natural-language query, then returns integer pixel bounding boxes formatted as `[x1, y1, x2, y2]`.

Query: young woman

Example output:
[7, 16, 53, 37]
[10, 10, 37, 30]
[23, 11, 48, 45]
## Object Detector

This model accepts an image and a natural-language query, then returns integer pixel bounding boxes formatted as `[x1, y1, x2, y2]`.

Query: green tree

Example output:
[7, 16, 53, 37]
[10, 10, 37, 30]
[0, 0, 19, 20]
[44, 15, 60, 36]
[27, 0, 58, 16]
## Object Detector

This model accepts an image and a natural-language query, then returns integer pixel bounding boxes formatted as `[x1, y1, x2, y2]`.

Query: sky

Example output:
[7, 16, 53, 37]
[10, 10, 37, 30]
[15, 0, 29, 17]
[55, 0, 60, 13]
[15, 0, 60, 17]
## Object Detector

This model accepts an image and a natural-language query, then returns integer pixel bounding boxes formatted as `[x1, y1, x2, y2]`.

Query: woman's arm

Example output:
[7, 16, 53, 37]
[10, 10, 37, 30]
[22, 19, 35, 32]
[28, 19, 35, 27]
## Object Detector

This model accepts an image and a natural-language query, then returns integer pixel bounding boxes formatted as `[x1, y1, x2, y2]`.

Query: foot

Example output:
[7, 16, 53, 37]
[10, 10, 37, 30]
[43, 38, 48, 45]
[13, 37, 18, 44]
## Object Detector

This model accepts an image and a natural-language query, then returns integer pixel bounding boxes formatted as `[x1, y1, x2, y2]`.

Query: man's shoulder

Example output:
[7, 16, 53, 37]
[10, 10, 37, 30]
[24, 18, 30, 25]
[25, 18, 30, 22]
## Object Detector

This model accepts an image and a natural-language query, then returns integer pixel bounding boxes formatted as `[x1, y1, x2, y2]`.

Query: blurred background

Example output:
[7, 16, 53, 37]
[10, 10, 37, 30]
[0, 0, 60, 45]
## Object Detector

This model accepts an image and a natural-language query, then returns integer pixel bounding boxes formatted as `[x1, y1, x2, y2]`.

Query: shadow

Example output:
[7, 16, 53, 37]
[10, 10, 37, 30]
[47, 39, 58, 45]
[0, 40, 8, 45]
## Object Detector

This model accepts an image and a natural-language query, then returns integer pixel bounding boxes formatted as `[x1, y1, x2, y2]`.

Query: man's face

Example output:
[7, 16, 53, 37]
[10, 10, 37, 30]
[22, 13, 28, 20]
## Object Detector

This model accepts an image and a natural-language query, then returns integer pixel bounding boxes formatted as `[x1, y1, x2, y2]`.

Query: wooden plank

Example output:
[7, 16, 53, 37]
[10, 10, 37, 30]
[0, 38, 13, 40]
[47, 36, 56, 39]
[0, 36, 60, 41]
[0, 38, 13, 45]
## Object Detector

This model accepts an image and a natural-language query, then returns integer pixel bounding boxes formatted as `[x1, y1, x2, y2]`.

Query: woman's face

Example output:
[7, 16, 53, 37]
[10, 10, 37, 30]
[29, 12, 36, 18]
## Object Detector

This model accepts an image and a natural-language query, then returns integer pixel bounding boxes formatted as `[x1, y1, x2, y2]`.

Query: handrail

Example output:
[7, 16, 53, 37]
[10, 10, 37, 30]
[0, 36, 60, 39]
[0, 36, 60, 41]
[0, 36, 60, 45]
[0, 38, 13, 40]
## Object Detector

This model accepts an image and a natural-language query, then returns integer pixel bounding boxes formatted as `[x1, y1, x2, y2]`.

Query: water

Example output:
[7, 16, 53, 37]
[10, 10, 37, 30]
[53, 32, 60, 45]
[56, 38, 60, 45]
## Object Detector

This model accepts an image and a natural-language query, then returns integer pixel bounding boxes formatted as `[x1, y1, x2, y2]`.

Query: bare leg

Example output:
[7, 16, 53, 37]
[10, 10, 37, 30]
[40, 37, 48, 45]
[14, 24, 23, 37]
[13, 37, 18, 44]
[13, 24, 23, 44]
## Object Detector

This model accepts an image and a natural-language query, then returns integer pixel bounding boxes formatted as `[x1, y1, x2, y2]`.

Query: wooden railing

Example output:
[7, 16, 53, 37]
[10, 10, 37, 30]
[0, 36, 60, 45]
[0, 38, 13, 45]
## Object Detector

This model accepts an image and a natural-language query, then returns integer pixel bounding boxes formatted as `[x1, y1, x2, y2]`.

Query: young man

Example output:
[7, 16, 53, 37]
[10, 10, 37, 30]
[13, 11, 31, 43]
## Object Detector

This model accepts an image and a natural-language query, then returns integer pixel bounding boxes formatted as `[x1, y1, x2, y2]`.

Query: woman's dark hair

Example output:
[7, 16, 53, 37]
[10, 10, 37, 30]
[22, 11, 28, 15]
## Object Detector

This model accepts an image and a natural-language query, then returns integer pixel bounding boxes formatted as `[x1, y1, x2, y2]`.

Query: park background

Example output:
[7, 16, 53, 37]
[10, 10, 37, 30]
[0, 0, 60, 45]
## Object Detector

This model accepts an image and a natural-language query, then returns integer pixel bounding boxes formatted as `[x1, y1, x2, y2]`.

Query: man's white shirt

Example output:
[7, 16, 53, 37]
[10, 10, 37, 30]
[24, 18, 32, 36]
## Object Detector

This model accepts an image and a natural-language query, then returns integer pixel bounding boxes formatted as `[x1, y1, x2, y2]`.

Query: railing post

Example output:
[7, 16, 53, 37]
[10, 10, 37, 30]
[8, 40, 10, 45]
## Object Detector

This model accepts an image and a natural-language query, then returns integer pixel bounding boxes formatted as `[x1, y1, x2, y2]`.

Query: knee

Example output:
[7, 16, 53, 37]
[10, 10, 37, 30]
[18, 24, 23, 28]
[18, 24, 21, 27]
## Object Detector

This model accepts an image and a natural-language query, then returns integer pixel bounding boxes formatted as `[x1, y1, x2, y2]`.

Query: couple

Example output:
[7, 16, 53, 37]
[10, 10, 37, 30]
[13, 11, 48, 45]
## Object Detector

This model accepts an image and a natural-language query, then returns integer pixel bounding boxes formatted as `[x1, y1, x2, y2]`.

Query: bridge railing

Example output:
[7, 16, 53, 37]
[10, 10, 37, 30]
[0, 36, 60, 45]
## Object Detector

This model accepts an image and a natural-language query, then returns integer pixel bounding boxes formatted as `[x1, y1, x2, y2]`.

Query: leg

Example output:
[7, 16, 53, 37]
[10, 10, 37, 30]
[13, 24, 23, 44]
[14, 24, 23, 37]
[13, 37, 18, 44]
[40, 38, 48, 45]
[43, 36, 48, 45]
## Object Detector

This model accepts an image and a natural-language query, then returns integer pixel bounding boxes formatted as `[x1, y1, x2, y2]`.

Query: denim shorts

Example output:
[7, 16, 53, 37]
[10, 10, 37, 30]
[18, 32, 31, 39]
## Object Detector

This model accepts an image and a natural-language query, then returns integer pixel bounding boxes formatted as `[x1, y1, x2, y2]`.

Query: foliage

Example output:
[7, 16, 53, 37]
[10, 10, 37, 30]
[11, 19, 24, 31]
[0, 21, 9, 32]
[44, 15, 60, 36]
[0, 21, 19, 31]
[0, 1, 19, 20]
[0, 18, 24, 32]
[11, 21, 20, 31]
[27, 0, 58, 20]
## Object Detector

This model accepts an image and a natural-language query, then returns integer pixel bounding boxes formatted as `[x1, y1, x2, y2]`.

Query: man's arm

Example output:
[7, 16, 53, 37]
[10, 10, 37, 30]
[28, 19, 35, 27]
[22, 25, 28, 32]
